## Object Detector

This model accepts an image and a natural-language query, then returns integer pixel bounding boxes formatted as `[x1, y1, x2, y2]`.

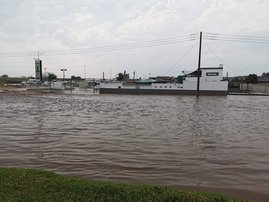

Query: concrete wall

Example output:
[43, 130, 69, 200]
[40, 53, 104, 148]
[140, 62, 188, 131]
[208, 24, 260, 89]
[240, 83, 269, 93]
[79, 81, 89, 88]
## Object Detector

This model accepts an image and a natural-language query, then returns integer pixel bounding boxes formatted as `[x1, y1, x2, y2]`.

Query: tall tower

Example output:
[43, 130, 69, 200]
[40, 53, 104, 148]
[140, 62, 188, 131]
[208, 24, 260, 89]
[35, 58, 42, 81]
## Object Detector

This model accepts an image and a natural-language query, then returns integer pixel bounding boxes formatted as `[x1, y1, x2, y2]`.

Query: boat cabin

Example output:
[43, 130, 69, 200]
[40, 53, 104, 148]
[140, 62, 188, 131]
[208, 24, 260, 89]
[186, 66, 224, 82]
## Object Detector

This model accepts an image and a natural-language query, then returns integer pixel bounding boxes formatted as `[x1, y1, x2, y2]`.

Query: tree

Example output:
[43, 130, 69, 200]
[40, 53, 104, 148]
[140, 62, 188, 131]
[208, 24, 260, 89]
[116, 71, 129, 81]
[117, 73, 124, 81]
[71, 75, 82, 80]
[47, 73, 57, 81]
[1, 74, 8, 78]
[262, 72, 269, 77]
[246, 74, 258, 84]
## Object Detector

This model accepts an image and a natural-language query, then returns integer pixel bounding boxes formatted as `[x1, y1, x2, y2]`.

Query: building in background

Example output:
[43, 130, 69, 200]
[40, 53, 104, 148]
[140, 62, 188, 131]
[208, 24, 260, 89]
[35, 58, 42, 82]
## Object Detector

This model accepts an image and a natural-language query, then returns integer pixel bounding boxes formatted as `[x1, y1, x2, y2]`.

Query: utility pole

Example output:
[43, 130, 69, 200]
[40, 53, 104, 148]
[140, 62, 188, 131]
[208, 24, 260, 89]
[84, 65, 86, 79]
[196, 32, 202, 97]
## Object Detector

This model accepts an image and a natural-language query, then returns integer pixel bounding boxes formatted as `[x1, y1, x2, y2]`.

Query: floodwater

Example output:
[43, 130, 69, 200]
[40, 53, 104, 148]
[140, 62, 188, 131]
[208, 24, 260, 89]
[0, 93, 269, 199]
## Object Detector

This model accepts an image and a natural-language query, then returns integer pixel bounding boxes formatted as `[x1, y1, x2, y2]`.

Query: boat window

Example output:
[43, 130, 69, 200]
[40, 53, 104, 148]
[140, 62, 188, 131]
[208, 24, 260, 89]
[206, 72, 219, 76]
[155, 86, 157, 88]
[118, 86, 121, 88]
[160, 86, 162, 88]
[170, 86, 172, 88]
[165, 86, 167, 88]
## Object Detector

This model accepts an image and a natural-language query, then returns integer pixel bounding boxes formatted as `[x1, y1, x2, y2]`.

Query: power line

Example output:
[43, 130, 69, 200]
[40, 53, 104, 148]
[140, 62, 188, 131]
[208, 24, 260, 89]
[44, 38, 197, 56]
[204, 37, 269, 44]
[202, 41, 239, 75]
[204, 32, 269, 39]
[0, 38, 198, 57]
[0, 34, 197, 54]
[204, 32, 269, 44]
[163, 41, 199, 75]
[0, 64, 32, 68]
[46, 62, 89, 69]
[2, 32, 268, 57]
[0, 34, 198, 57]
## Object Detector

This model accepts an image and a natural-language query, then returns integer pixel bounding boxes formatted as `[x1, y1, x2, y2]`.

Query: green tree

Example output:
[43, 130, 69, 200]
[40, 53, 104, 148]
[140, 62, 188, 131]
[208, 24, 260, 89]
[246, 74, 258, 84]
[116, 71, 129, 81]
[47, 73, 57, 81]
[116, 73, 124, 81]
[262, 72, 269, 77]
[71, 75, 82, 80]
[1, 74, 8, 78]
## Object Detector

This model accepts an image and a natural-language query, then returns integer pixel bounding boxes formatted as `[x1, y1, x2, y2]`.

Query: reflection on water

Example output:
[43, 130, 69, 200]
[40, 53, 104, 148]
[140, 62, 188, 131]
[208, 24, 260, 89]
[0, 94, 269, 195]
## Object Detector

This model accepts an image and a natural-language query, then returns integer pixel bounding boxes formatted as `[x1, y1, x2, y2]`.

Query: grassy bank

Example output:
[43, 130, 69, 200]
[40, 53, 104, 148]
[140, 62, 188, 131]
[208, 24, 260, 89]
[0, 77, 26, 85]
[0, 168, 245, 202]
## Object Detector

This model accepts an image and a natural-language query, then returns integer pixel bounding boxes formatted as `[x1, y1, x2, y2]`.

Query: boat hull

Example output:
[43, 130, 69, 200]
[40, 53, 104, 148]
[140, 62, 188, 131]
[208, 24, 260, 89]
[99, 88, 228, 96]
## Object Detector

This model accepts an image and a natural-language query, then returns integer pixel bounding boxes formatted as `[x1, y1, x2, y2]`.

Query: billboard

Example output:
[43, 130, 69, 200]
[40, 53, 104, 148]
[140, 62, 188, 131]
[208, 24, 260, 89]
[35, 59, 42, 81]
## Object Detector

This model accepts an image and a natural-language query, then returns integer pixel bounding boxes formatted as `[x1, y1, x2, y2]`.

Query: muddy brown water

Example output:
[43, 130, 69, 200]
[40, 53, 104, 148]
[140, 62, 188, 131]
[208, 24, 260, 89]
[0, 93, 269, 201]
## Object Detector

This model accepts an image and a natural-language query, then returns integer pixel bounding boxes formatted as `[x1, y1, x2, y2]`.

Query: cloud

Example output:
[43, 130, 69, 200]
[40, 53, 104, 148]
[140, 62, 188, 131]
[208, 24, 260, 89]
[193, 0, 269, 33]
[71, 12, 93, 22]
[0, 0, 268, 77]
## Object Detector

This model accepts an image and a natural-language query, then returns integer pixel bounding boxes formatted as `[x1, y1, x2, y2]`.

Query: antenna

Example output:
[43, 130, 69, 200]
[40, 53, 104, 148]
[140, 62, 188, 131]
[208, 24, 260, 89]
[84, 65, 86, 79]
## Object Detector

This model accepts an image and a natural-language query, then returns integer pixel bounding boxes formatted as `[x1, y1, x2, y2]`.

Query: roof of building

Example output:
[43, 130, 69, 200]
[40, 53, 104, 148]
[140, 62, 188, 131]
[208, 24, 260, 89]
[200, 67, 223, 70]
[258, 76, 269, 83]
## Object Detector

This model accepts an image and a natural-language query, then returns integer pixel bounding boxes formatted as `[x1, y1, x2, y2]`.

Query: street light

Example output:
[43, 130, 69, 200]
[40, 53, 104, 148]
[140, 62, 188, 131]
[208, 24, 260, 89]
[61, 68, 67, 80]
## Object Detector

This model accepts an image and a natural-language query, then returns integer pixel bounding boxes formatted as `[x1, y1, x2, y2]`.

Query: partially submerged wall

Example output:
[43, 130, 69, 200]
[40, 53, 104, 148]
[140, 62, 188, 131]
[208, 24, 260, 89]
[240, 83, 269, 94]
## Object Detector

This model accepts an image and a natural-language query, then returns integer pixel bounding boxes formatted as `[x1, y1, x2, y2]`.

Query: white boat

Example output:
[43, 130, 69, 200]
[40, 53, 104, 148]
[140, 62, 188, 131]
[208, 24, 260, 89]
[99, 66, 228, 95]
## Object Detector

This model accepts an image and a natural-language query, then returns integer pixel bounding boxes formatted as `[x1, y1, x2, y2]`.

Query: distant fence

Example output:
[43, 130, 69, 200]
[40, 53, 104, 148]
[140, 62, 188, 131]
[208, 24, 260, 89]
[240, 83, 269, 94]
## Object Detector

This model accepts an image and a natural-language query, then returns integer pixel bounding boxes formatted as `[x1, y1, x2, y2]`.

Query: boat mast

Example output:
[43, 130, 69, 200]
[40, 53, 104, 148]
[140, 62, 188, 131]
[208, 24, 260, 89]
[196, 32, 202, 97]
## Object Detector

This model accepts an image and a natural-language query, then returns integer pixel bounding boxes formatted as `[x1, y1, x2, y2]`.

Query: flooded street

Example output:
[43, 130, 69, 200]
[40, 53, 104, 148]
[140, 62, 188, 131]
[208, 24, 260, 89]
[0, 93, 269, 197]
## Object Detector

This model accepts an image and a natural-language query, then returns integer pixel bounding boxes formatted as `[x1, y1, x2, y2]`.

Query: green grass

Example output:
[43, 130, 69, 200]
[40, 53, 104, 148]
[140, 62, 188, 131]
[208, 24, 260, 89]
[0, 77, 26, 85]
[0, 168, 246, 202]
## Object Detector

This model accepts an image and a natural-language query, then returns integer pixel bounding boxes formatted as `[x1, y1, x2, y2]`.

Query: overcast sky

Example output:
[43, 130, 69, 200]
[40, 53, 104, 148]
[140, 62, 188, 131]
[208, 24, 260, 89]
[0, 0, 269, 78]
